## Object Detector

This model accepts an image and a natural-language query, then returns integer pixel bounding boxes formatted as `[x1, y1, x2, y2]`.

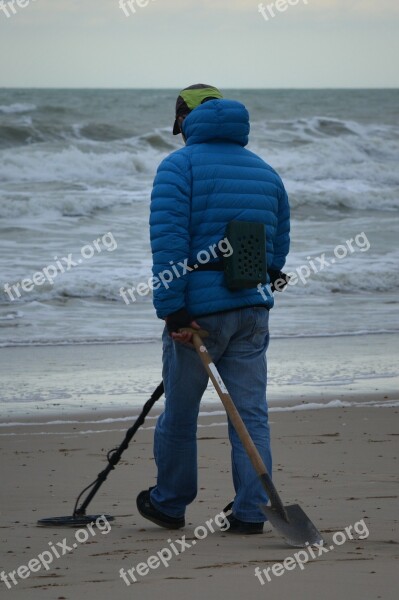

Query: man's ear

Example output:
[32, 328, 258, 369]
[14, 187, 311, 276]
[177, 117, 187, 143]
[178, 116, 185, 134]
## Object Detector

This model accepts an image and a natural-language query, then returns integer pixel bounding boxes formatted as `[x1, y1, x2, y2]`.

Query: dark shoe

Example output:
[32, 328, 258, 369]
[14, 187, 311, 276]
[222, 502, 264, 534]
[136, 488, 185, 530]
[225, 513, 264, 534]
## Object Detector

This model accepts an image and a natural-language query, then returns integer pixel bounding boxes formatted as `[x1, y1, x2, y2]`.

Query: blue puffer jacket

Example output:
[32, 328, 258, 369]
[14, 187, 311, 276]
[150, 99, 290, 319]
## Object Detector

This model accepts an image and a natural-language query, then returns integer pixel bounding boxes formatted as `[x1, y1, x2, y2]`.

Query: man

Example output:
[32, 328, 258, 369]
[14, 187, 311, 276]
[137, 84, 290, 534]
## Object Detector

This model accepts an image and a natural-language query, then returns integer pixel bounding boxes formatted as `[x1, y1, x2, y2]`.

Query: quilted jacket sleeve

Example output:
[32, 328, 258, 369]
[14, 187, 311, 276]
[149, 151, 192, 319]
[269, 178, 290, 271]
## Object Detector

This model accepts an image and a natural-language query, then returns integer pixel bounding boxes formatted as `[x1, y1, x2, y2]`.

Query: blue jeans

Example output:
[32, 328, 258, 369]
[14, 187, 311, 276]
[150, 306, 271, 522]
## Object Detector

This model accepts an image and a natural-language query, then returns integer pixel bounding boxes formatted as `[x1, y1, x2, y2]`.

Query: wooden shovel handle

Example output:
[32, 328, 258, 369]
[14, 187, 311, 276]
[191, 332, 268, 478]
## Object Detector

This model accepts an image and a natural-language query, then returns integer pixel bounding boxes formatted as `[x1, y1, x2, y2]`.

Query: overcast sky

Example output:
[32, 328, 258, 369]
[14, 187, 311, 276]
[0, 0, 398, 88]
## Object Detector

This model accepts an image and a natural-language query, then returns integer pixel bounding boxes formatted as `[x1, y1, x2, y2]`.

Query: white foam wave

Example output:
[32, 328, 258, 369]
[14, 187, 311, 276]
[0, 310, 24, 321]
[282, 248, 399, 294]
[251, 117, 399, 211]
[0, 103, 37, 114]
[0, 328, 398, 349]
[0, 117, 397, 214]
[0, 410, 227, 428]
[1, 399, 398, 436]
[269, 399, 399, 411]
[0, 145, 158, 184]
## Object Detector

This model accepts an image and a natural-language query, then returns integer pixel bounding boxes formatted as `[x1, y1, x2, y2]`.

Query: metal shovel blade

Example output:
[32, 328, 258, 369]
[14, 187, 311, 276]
[262, 504, 324, 548]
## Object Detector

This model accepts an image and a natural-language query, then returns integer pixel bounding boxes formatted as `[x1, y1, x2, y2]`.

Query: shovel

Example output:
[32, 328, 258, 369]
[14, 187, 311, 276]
[189, 330, 324, 548]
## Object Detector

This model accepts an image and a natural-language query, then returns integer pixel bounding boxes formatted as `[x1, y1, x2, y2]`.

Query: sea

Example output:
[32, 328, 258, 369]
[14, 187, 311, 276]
[0, 88, 398, 347]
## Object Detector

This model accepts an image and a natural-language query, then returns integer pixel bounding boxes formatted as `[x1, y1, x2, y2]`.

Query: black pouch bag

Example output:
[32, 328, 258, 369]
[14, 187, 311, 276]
[223, 221, 267, 290]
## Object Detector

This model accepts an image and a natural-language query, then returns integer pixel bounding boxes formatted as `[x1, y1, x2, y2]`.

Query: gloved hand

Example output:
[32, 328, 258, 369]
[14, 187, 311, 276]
[165, 307, 193, 334]
[268, 270, 290, 293]
[165, 308, 201, 345]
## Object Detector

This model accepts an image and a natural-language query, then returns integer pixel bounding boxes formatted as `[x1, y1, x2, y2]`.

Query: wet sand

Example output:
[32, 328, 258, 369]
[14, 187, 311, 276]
[1, 400, 398, 599]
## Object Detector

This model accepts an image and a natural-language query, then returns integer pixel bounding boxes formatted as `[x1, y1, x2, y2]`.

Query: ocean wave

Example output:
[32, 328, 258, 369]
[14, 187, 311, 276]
[0, 122, 136, 149]
[138, 131, 177, 151]
[0, 310, 24, 322]
[0, 328, 397, 349]
[0, 122, 78, 149]
[38, 104, 72, 115]
[1, 113, 398, 216]
[0, 114, 178, 150]
[0, 124, 40, 149]
[0, 335, 162, 348]
[1, 248, 398, 308]
[0, 144, 159, 184]
[253, 116, 399, 144]
[0, 189, 149, 219]
[287, 185, 399, 212]
[1, 110, 398, 155]
[283, 248, 399, 294]
[0, 103, 37, 114]
[252, 119, 399, 212]
[75, 122, 136, 142]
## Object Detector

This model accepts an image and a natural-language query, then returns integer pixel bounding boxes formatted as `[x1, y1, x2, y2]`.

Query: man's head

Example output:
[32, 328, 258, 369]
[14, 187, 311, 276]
[173, 84, 223, 137]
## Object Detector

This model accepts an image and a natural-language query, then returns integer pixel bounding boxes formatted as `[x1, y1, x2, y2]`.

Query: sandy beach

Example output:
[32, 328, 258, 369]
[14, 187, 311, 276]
[1, 343, 398, 600]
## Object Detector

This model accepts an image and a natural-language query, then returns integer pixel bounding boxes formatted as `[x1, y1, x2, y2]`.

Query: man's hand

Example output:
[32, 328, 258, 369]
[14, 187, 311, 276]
[171, 320, 201, 345]
[165, 308, 201, 344]
[268, 269, 290, 293]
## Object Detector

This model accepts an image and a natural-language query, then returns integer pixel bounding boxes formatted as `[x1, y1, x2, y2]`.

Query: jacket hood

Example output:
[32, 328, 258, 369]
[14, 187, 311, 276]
[182, 99, 250, 147]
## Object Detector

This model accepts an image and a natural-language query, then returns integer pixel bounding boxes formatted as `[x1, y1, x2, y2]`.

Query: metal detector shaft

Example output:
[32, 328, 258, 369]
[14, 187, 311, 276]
[74, 381, 164, 516]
